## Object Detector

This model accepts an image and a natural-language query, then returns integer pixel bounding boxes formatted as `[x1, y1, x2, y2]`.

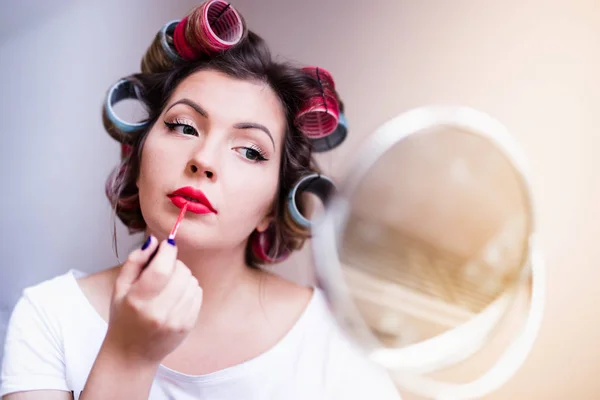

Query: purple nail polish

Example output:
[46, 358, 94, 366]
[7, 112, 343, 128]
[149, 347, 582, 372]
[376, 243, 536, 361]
[141, 236, 152, 250]
[167, 238, 176, 246]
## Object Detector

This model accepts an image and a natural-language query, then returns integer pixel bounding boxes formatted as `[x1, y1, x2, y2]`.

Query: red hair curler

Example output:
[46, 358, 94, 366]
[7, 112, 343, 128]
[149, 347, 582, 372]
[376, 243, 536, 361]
[121, 143, 133, 159]
[251, 225, 290, 264]
[296, 66, 340, 138]
[310, 112, 348, 152]
[302, 66, 336, 89]
[295, 92, 340, 138]
[173, 0, 246, 61]
[173, 16, 198, 60]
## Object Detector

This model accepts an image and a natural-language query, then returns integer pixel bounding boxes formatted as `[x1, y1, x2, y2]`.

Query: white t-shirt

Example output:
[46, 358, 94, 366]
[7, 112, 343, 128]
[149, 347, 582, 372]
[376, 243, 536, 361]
[1, 270, 401, 400]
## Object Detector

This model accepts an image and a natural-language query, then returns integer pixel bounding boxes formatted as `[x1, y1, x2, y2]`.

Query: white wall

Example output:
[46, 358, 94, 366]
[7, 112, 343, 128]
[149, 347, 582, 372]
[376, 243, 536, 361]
[0, 0, 200, 361]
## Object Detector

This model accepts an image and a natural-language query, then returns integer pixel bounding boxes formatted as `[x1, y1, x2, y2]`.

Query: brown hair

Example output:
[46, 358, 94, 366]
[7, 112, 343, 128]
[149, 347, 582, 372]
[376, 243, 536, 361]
[104, 30, 344, 267]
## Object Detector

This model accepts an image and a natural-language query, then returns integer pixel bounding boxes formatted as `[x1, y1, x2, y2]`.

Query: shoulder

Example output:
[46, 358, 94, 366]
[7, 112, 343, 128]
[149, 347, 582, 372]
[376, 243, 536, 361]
[5, 267, 116, 335]
[3, 270, 90, 339]
[76, 266, 119, 322]
[17, 270, 82, 312]
[258, 270, 315, 326]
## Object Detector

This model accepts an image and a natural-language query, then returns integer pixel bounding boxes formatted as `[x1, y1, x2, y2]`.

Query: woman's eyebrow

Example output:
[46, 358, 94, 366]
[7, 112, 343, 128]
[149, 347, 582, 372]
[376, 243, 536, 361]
[233, 122, 275, 150]
[166, 98, 208, 118]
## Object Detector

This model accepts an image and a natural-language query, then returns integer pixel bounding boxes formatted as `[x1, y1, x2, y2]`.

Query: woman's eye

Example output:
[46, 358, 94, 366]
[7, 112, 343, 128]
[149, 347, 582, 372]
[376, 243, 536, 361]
[236, 147, 267, 162]
[164, 121, 198, 136]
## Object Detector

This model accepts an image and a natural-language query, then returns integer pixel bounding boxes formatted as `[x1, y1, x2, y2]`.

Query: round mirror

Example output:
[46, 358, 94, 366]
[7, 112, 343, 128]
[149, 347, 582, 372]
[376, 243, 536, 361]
[312, 106, 545, 399]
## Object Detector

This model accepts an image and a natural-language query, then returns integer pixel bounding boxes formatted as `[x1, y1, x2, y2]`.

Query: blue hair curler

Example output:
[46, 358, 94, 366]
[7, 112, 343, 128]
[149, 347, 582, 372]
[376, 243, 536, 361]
[288, 173, 336, 228]
[104, 79, 149, 137]
[160, 20, 183, 62]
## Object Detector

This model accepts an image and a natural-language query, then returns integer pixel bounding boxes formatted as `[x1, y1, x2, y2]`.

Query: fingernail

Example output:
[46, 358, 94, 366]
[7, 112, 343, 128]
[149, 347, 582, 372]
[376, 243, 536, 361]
[167, 238, 176, 246]
[141, 236, 152, 250]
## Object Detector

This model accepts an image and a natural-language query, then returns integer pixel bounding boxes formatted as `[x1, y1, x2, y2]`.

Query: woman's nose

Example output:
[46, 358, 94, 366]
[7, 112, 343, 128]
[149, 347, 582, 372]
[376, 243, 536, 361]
[187, 160, 215, 180]
[186, 137, 219, 181]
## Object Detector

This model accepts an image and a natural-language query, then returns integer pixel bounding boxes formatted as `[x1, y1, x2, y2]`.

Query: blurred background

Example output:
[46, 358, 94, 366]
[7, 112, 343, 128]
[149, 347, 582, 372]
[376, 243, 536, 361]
[1, 0, 599, 398]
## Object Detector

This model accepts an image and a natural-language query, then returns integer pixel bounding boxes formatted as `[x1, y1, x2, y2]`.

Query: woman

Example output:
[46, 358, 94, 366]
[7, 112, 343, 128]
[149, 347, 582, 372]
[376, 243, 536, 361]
[1, 3, 400, 399]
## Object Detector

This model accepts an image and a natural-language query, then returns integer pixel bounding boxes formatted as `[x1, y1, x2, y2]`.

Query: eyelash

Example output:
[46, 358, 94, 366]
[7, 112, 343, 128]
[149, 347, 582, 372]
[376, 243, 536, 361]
[164, 119, 198, 136]
[163, 119, 269, 163]
[241, 144, 269, 163]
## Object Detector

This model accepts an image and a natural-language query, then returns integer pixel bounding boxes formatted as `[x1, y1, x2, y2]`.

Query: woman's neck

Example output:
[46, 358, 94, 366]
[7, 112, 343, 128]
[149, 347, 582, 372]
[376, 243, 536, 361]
[171, 240, 262, 319]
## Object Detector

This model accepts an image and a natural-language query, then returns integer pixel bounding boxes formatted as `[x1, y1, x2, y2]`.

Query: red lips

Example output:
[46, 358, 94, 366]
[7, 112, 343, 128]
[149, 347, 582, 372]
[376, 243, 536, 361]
[168, 186, 217, 215]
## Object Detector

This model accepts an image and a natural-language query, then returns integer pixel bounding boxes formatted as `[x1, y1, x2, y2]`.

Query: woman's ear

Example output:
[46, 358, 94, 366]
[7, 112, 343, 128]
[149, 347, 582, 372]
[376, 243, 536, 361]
[256, 215, 273, 233]
[257, 198, 278, 232]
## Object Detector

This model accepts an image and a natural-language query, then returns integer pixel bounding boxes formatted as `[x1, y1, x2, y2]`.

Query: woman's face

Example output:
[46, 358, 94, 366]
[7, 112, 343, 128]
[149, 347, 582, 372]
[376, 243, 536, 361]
[137, 69, 286, 251]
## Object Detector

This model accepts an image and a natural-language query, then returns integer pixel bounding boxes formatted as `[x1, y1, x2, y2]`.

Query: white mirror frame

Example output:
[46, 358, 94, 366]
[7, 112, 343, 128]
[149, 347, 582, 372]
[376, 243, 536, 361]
[312, 105, 546, 399]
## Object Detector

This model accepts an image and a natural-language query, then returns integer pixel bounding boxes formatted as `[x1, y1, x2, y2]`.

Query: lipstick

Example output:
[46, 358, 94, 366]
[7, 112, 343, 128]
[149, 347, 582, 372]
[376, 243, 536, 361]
[143, 203, 188, 269]
[169, 203, 188, 242]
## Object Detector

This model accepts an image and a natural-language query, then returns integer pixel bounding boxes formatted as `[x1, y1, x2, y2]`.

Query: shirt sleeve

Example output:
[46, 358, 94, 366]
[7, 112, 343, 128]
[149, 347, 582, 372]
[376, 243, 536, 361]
[1, 292, 70, 396]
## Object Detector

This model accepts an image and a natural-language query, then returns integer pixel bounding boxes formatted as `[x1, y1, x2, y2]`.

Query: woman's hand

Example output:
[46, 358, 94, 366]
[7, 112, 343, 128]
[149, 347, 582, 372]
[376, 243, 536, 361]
[103, 236, 203, 365]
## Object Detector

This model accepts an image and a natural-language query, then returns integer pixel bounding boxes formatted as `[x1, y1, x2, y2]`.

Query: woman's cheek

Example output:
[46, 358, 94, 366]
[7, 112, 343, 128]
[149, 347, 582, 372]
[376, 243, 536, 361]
[227, 170, 278, 217]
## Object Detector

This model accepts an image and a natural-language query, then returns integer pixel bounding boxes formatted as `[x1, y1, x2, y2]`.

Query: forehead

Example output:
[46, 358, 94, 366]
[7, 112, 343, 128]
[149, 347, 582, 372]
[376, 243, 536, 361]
[168, 69, 286, 133]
